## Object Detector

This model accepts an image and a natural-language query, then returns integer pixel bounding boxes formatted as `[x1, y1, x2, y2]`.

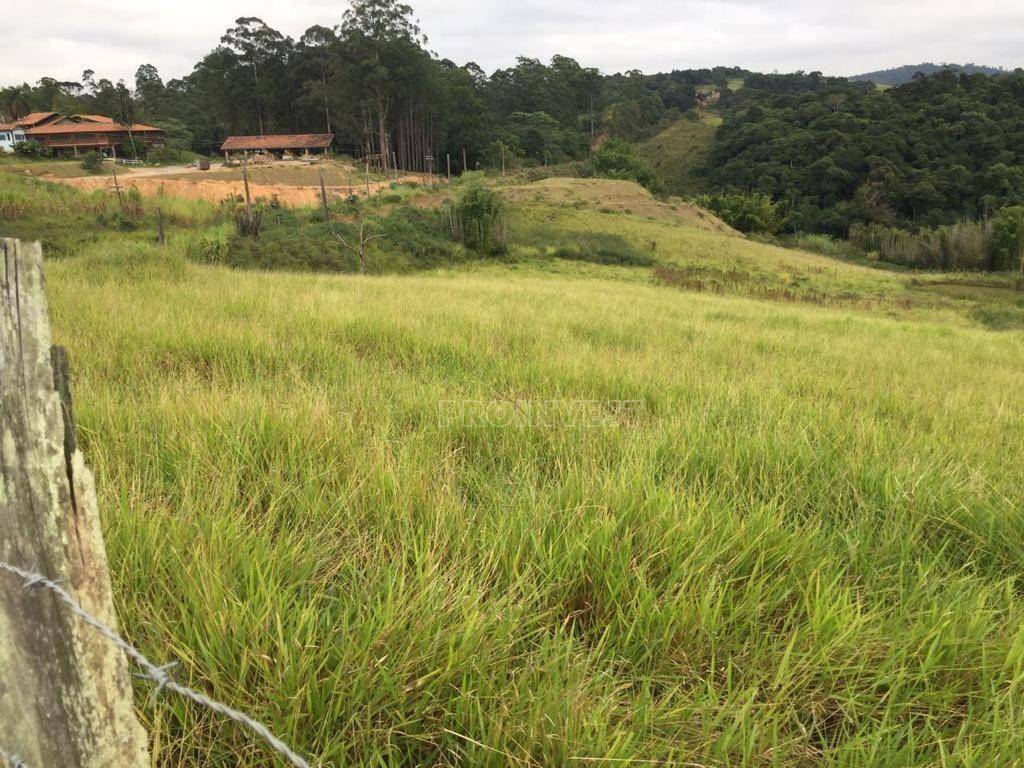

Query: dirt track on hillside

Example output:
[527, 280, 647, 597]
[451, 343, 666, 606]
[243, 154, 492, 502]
[56, 171, 427, 207]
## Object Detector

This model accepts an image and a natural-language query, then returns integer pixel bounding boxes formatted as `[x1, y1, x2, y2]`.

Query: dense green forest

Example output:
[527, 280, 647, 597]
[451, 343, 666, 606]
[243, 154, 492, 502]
[706, 70, 1024, 246]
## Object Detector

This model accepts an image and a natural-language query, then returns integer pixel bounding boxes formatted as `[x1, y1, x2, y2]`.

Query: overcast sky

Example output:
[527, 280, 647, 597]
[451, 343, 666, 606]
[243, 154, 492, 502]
[4, 0, 1023, 87]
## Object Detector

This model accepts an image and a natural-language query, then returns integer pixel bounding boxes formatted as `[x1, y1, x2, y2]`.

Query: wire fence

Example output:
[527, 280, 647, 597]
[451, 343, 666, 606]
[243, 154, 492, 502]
[0, 561, 311, 768]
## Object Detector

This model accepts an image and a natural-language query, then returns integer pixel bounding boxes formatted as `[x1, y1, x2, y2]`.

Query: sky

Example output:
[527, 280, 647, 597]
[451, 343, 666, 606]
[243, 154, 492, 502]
[4, 0, 1023, 87]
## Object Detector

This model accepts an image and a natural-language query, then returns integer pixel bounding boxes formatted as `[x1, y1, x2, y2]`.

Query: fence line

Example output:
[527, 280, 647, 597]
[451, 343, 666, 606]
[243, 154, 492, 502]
[0, 562, 310, 768]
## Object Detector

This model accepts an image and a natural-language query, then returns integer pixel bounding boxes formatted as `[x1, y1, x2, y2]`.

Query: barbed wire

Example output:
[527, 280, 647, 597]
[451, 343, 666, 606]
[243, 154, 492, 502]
[0, 561, 311, 768]
[0, 746, 27, 767]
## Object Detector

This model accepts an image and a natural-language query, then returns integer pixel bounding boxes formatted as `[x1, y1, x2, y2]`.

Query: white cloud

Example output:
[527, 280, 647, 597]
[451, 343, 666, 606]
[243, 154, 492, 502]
[2, 0, 1022, 86]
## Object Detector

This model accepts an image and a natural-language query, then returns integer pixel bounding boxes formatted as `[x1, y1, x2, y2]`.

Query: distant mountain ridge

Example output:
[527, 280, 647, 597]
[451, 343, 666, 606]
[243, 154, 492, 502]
[849, 63, 1012, 87]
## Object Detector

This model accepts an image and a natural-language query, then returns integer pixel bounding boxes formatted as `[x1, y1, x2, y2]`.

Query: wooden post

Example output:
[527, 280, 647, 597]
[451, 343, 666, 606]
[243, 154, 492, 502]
[241, 163, 252, 212]
[446, 153, 451, 183]
[156, 206, 165, 245]
[501, 146, 505, 177]
[365, 162, 370, 198]
[318, 167, 330, 224]
[392, 151, 398, 180]
[111, 164, 123, 206]
[462, 146, 467, 175]
[0, 239, 150, 768]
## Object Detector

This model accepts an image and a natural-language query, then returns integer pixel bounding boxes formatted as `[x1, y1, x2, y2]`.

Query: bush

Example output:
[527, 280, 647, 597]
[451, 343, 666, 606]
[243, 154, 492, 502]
[990, 206, 1024, 272]
[13, 140, 50, 159]
[447, 183, 507, 254]
[695, 191, 781, 234]
[121, 187, 145, 221]
[81, 151, 104, 174]
[234, 205, 263, 239]
[147, 145, 192, 165]
[592, 139, 660, 192]
[379, 206, 461, 265]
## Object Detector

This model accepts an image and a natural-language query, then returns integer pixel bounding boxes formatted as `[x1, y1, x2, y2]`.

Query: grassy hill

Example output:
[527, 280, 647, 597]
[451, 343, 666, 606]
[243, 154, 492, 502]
[637, 111, 721, 197]
[6, 170, 1024, 765]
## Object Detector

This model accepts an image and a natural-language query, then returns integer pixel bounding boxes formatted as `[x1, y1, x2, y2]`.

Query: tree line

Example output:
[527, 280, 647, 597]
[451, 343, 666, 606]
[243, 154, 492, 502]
[0, 0, 745, 173]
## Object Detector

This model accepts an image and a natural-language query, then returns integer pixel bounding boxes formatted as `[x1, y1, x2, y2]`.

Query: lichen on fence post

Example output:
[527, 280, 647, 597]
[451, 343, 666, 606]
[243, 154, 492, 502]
[0, 238, 150, 767]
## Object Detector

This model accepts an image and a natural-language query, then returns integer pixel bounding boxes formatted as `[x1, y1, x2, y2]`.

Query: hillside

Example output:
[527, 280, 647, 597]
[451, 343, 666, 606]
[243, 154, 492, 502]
[706, 70, 1024, 240]
[849, 62, 1011, 86]
[637, 111, 721, 197]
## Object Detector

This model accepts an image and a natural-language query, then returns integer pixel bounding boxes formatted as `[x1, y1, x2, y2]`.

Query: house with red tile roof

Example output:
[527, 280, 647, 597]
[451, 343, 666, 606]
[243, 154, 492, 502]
[0, 112, 62, 152]
[0, 112, 164, 156]
[220, 134, 333, 158]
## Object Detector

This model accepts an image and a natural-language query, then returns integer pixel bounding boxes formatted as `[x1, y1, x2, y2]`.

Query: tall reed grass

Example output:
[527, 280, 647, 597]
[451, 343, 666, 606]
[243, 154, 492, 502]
[851, 220, 994, 270]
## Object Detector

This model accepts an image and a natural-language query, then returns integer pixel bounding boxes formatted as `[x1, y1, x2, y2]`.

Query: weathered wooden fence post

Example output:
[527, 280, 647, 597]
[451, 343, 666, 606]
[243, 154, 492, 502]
[0, 238, 150, 767]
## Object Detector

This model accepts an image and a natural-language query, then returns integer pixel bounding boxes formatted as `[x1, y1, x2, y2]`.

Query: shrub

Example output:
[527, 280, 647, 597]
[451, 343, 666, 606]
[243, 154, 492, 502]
[379, 206, 460, 264]
[990, 206, 1024, 272]
[447, 183, 507, 254]
[147, 145, 192, 165]
[80, 151, 105, 174]
[234, 205, 263, 239]
[592, 139, 660, 192]
[695, 191, 781, 234]
[13, 140, 50, 159]
[121, 187, 145, 221]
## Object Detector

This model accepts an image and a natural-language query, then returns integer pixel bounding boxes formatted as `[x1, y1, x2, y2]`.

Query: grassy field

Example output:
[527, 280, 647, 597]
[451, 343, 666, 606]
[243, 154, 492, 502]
[7, 172, 1024, 765]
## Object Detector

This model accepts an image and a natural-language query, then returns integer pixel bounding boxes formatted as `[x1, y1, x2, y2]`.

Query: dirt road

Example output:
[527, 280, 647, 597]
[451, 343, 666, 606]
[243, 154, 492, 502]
[57, 165, 431, 207]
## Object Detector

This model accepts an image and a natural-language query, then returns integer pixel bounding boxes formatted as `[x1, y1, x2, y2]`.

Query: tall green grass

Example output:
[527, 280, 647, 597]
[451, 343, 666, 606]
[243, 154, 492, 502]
[0, 173, 217, 227]
[44, 251, 1024, 767]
